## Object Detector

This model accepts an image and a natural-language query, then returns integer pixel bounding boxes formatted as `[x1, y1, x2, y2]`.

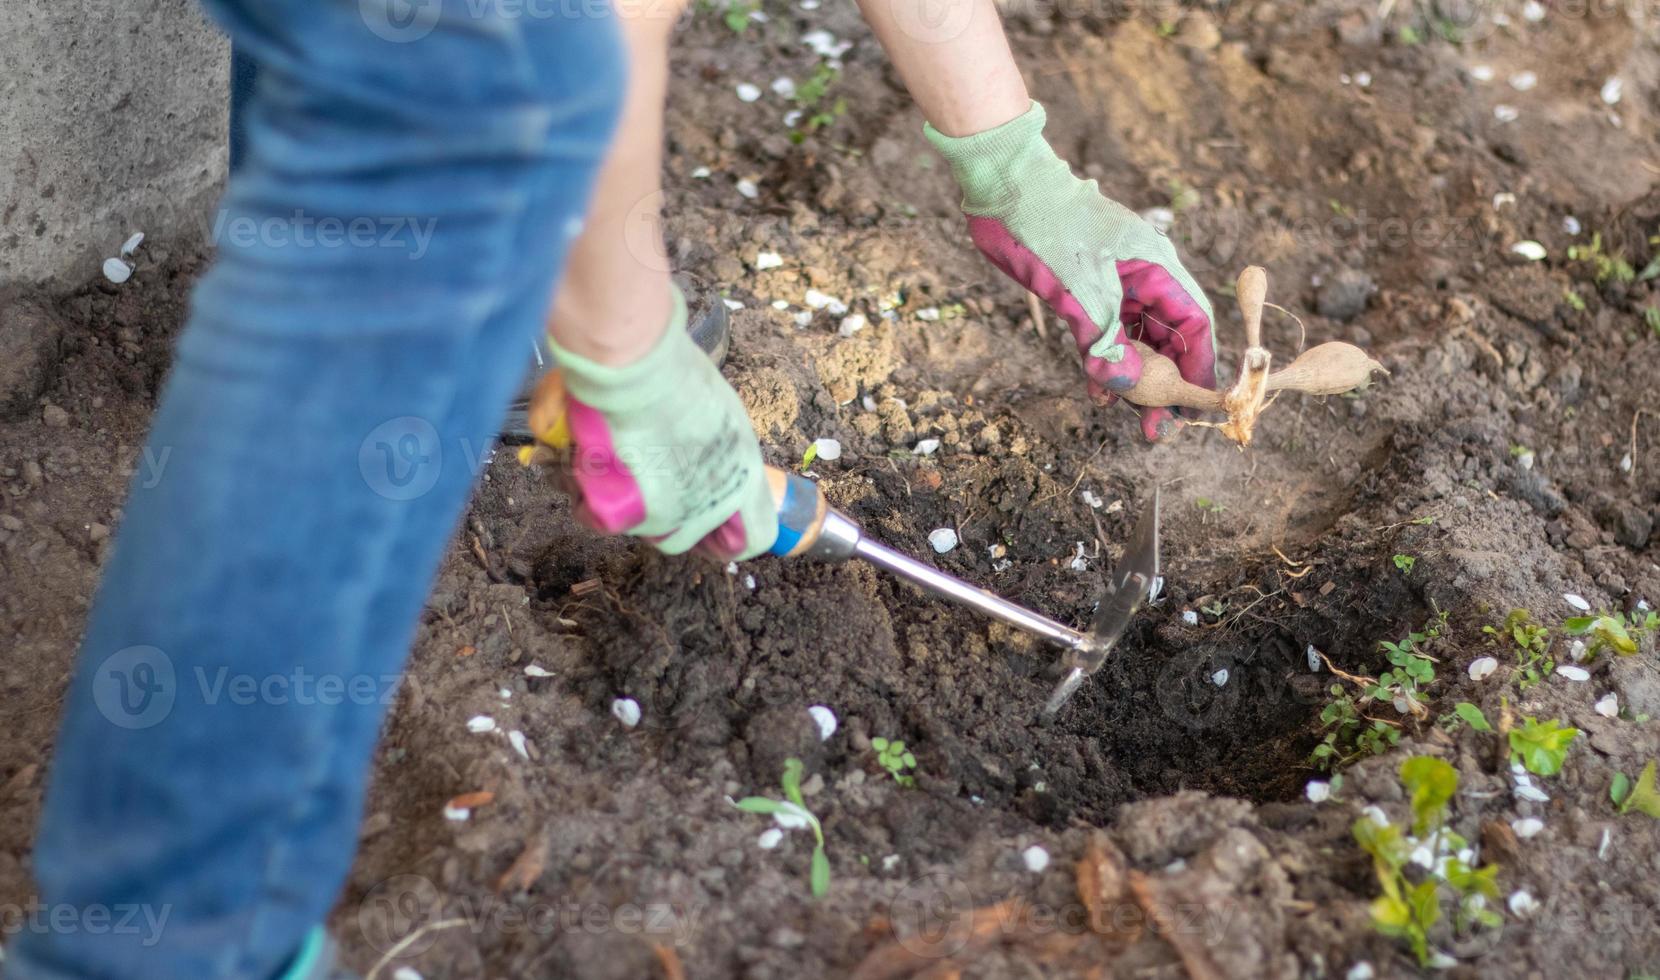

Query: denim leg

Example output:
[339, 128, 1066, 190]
[6, 1, 622, 977]
[228, 44, 255, 173]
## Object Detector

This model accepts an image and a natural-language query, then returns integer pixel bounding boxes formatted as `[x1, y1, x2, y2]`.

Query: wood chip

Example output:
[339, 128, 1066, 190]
[446, 790, 495, 810]
[456, 645, 476, 657]
[496, 835, 549, 894]
[1076, 833, 1136, 940]
[571, 578, 603, 596]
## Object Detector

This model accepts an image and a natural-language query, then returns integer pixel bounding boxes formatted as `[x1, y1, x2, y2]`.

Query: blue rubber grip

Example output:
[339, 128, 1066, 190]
[769, 472, 815, 556]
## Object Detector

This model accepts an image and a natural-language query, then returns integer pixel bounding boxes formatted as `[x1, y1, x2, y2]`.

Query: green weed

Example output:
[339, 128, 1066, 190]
[732, 758, 831, 897]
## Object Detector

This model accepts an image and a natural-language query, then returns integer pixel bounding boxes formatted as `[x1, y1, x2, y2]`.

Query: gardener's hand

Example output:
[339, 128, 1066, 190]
[533, 287, 777, 560]
[926, 102, 1216, 442]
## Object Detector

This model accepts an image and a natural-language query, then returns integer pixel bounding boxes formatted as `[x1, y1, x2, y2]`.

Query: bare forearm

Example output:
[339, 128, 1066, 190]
[855, 0, 1029, 136]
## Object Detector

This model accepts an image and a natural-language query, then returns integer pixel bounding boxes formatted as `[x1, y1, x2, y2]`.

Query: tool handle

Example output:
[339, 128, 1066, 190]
[521, 368, 832, 558]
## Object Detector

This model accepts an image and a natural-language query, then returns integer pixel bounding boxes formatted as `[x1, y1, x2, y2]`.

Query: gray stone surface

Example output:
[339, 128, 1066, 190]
[0, 0, 228, 293]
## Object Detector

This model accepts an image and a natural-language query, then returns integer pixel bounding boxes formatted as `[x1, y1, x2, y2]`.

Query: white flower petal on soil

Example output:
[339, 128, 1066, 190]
[804, 288, 838, 311]
[442, 804, 471, 822]
[915, 307, 941, 321]
[1521, 0, 1546, 20]
[1492, 191, 1516, 209]
[1345, 963, 1375, 980]
[991, 558, 1012, 572]
[783, 109, 803, 127]
[1354, 71, 1371, 88]
[1211, 668, 1230, 688]
[1555, 664, 1590, 682]
[102, 257, 134, 284]
[611, 697, 642, 728]
[1307, 645, 1323, 672]
[1305, 780, 1332, 803]
[1595, 692, 1619, 718]
[1507, 890, 1539, 917]
[792, 311, 813, 328]
[1562, 215, 1582, 235]
[881, 853, 900, 871]
[755, 251, 784, 270]
[508, 730, 530, 760]
[1068, 542, 1088, 572]
[1508, 70, 1538, 91]
[1469, 65, 1495, 82]
[723, 298, 745, 311]
[691, 166, 712, 179]
[1493, 104, 1520, 123]
[757, 828, 784, 850]
[1620, 451, 1633, 473]
[466, 715, 497, 734]
[1468, 656, 1498, 681]
[914, 438, 941, 456]
[1598, 827, 1612, 860]
[1080, 489, 1104, 509]
[838, 313, 867, 337]
[744, 574, 756, 590]
[735, 82, 762, 103]
[801, 29, 852, 59]
[393, 968, 425, 980]
[813, 437, 843, 461]
[523, 663, 553, 678]
[1513, 781, 1550, 803]
[1021, 845, 1050, 873]
[770, 76, 797, 98]
[929, 528, 959, 554]
[1510, 240, 1546, 261]
[725, 562, 739, 575]
[1569, 639, 1587, 662]
[1140, 207, 1175, 234]
[1408, 844, 1435, 869]
[1427, 952, 1458, 970]
[1512, 817, 1544, 839]
[771, 299, 790, 310]
[1564, 593, 1591, 611]
[807, 705, 838, 741]
[1601, 77, 1624, 105]
[736, 178, 759, 200]
[772, 801, 812, 830]
[1148, 575, 1164, 602]
[1516, 449, 1535, 471]
[120, 232, 145, 256]
[1182, 610, 1199, 626]
[1361, 805, 1390, 826]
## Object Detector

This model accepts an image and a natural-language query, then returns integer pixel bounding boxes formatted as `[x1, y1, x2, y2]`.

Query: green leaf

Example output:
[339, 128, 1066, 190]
[1508, 717, 1579, 777]
[810, 845, 831, 898]
[1454, 702, 1492, 732]
[1371, 894, 1412, 934]
[733, 796, 785, 815]
[1564, 616, 1596, 633]
[1612, 772, 1633, 807]
[1620, 760, 1660, 818]
[1400, 756, 1458, 835]
[781, 758, 806, 808]
[799, 443, 819, 471]
[901, 752, 916, 767]
[871, 737, 889, 752]
[1409, 879, 1441, 932]
[1393, 554, 1417, 575]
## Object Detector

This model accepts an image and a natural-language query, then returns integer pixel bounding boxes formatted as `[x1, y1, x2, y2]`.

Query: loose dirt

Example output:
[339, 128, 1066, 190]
[3, 1, 1659, 977]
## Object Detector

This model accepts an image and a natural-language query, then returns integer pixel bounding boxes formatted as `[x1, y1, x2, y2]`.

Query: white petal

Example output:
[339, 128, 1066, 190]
[755, 251, 784, 270]
[1492, 191, 1516, 208]
[1080, 490, 1104, 509]
[1555, 664, 1590, 682]
[735, 83, 762, 102]
[1305, 780, 1331, 803]
[913, 438, 941, 456]
[1307, 645, 1323, 671]
[523, 663, 553, 678]
[1512, 817, 1544, 839]
[1182, 610, 1199, 626]
[914, 307, 941, 321]
[770, 77, 796, 98]
[1468, 656, 1498, 681]
[813, 437, 843, 461]
[1494, 104, 1520, 123]
[1514, 783, 1550, 803]
[1361, 805, 1390, 826]
[1211, 668, 1230, 687]
[508, 730, 530, 760]
[792, 311, 813, 328]
[466, 715, 497, 734]
[1021, 845, 1050, 872]
[838, 314, 867, 337]
[1508, 71, 1537, 91]
[102, 257, 134, 284]
[1521, 0, 1546, 20]
[1409, 844, 1435, 869]
[393, 968, 425, 980]
[772, 802, 812, 830]
[120, 232, 146, 255]
[1564, 593, 1591, 611]
[929, 528, 959, 554]
[808, 705, 838, 741]
[1469, 65, 1495, 82]
[690, 166, 712, 179]
[1562, 215, 1582, 235]
[611, 697, 641, 728]
[1510, 240, 1546, 260]
[722, 298, 745, 311]
[744, 574, 756, 590]
[1507, 890, 1539, 916]
[1595, 693, 1619, 718]
[1569, 639, 1587, 662]
[1346, 963, 1375, 980]
[442, 805, 471, 822]
[1601, 77, 1624, 105]
[757, 828, 784, 850]
[736, 179, 759, 200]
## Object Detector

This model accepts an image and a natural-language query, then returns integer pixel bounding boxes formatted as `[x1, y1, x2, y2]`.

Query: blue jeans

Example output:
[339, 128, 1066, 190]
[6, 1, 622, 977]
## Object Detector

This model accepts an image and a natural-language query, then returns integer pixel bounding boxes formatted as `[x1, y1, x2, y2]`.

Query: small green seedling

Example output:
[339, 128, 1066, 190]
[1611, 761, 1660, 818]
[1312, 686, 1400, 771]
[1644, 306, 1660, 338]
[1483, 609, 1553, 690]
[799, 442, 819, 471]
[1369, 624, 1438, 717]
[733, 758, 831, 898]
[1392, 554, 1417, 575]
[1564, 289, 1587, 312]
[1567, 232, 1636, 285]
[1194, 497, 1225, 513]
[1440, 701, 1493, 733]
[1354, 756, 1500, 966]
[871, 736, 917, 787]
[1566, 609, 1657, 659]
[1508, 717, 1578, 777]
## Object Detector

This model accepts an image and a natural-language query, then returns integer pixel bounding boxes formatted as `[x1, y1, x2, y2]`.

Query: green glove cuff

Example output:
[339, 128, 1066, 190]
[544, 284, 690, 414]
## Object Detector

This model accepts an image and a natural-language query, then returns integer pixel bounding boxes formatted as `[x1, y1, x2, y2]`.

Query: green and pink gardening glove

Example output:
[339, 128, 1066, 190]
[533, 286, 778, 560]
[926, 102, 1216, 441]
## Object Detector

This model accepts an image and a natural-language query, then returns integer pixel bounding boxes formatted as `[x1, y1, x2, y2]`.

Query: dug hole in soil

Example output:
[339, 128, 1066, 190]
[4, 1, 1660, 976]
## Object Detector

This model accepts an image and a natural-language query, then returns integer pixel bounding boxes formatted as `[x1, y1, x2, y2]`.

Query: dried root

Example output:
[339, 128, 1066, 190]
[1121, 266, 1387, 446]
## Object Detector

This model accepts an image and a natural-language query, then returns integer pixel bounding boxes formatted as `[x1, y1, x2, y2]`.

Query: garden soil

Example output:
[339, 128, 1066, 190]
[3, 1, 1660, 977]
